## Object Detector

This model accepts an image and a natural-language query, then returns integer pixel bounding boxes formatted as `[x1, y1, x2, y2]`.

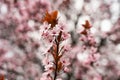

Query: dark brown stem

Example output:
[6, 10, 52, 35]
[54, 39, 59, 80]
[54, 64, 57, 80]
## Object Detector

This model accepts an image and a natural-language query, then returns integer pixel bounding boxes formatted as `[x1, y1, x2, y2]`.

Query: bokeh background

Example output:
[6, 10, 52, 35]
[0, 0, 120, 80]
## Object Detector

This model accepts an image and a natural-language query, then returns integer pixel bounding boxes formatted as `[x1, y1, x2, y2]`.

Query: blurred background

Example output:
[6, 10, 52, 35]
[0, 0, 120, 80]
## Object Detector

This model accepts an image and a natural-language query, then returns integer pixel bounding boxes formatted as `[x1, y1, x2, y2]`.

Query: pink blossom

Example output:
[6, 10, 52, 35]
[63, 67, 71, 73]
[61, 58, 70, 66]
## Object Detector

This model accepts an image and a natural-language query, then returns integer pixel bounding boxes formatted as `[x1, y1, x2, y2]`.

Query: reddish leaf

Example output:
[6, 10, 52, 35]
[0, 75, 4, 80]
[82, 20, 91, 29]
[42, 10, 58, 29]
[57, 61, 63, 72]
[81, 29, 87, 35]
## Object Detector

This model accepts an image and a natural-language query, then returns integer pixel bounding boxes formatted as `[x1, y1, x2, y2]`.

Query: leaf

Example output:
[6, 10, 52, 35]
[0, 75, 4, 80]
[82, 20, 91, 29]
[81, 29, 87, 35]
[57, 61, 63, 72]
[42, 10, 58, 29]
